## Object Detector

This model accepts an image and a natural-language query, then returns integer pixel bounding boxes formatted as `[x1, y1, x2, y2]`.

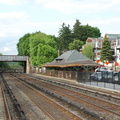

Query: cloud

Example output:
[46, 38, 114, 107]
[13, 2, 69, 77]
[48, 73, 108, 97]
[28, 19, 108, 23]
[0, 12, 30, 37]
[0, 47, 10, 53]
[35, 0, 94, 14]
[0, 12, 29, 22]
[34, 0, 120, 14]
[3, 47, 10, 52]
[83, 16, 120, 26]
[0, 31, 6, 37]
[0, 0, 29, 5]
[0, 0, 120, 55]
[80, 16, 120, 36]
[0, 39, 18, 55]
[0, 10, 62, 37]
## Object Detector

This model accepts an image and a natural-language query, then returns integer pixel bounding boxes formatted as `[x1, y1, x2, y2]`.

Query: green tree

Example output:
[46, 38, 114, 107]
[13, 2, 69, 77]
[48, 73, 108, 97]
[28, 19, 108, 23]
[0, 62, 10, 69]
[72, 19, 82, 40]
[81, 24, 101, 43]
[17, 33, 31, 56]
[37, 44, 57, 66]
[57, 23, 72, 51]
[82, 43, 94, 59]
[17, 31, 58, 66]
[56, 20, 101, 53]
[0, 53, 10, 68]
[17, 33, 31, 66]
[29, 32, 57, 66]
[68, 39, 84, 51]
[100, 35, 112, 62]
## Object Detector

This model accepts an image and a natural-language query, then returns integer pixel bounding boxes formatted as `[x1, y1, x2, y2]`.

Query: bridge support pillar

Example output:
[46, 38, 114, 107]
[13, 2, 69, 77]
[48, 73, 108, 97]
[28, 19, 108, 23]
[26, 58, 30, 73]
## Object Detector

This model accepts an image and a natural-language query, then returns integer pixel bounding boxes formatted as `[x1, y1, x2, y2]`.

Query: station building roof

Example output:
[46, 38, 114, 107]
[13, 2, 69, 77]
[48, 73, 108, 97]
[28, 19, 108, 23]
[42, 50, 99, 68]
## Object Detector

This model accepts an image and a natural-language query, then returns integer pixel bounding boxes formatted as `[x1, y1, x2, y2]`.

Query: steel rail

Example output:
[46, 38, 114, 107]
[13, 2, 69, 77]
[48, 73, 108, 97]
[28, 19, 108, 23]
[13, 73, 120, 119]
[0, 74, 12, 120]
[10, 73, 105, 120]
[27, 73, 120, 98]
[36, 80, 120, 117]
[26, 79, 120, 118]
[1, 74, 27, 120]
[10, 74, 85, 120]
[19, 72, 120, 100]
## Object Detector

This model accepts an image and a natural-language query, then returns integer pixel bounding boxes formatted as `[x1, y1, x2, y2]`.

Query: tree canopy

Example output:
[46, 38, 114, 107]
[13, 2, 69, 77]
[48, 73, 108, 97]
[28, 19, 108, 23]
[17, 19, 101, 67]
[57, 19, 101, 53]
[0, 53, 10, 68]
[82, 43, 94, 60]
[72, 19, 82, 40]
[17, 33, 31, 56]
[17, 32, 58, 66]
[68, 39, 84, 51]
[57, 23, 72, 51]
[80, 24, 101, 42]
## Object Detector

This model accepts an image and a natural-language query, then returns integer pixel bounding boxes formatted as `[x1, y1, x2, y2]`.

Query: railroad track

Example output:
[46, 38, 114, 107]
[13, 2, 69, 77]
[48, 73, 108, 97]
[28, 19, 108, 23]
[0, 74, 12, 120]
[2, 73, 85, 120]
[26, 73, 120, 102]
[0, 73, 27, 120]
[11, 72, 120, 120]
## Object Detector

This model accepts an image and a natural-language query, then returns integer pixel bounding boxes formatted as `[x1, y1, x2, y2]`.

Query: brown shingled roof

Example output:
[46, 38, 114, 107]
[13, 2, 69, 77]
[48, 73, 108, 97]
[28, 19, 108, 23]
[42, 50, 99, 67]
[86, 38, 93, 42]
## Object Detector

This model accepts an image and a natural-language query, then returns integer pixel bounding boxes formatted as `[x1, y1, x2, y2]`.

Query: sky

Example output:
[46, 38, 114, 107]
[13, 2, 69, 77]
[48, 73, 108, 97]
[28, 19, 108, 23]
[0, 0, 120, 55]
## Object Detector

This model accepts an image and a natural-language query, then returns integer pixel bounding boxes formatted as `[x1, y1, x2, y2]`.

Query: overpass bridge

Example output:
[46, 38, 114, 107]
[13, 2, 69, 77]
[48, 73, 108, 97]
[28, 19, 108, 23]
[0, 55, 30, 73]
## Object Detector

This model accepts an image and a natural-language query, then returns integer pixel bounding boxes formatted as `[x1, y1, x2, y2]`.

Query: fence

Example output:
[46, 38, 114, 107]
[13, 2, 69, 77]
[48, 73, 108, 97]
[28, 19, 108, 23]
[31, 67, 120, 90]
[77, 71, 120, 90]
[45, 70, 78, 80]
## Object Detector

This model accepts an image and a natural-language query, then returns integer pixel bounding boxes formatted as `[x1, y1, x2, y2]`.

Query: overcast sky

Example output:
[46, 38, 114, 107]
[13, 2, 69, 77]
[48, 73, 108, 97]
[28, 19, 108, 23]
[0, 0, 120, 55]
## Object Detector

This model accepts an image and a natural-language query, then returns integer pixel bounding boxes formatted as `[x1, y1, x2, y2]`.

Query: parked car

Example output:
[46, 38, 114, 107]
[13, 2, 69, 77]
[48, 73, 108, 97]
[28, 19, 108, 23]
[91, 72, 103, 81]
[91, 71, 117, 82]
[95, 67, 113, 72]
[113, 72, 119, 81]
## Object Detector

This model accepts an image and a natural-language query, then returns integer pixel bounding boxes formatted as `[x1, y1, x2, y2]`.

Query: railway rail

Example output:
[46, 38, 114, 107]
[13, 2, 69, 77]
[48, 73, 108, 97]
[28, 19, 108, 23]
[28, 73, 120, 102]
[1, 72, 120, 120]
[2, 73, 85, 120]
[0, 73, 27, 120]
[0, 79, 8, 120]
[0, 81, 12, 120]
[10, 73, 120, 120]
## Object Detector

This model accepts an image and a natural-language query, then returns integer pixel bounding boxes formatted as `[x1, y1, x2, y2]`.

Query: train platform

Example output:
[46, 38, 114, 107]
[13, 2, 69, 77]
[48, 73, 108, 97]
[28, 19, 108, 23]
[31, 73, 120, 93]
[31, 73, 77, 84]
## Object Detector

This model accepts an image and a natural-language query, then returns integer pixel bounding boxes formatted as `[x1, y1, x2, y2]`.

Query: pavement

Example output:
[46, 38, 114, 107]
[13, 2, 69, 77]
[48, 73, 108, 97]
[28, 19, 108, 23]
[82, 82, 120, 92]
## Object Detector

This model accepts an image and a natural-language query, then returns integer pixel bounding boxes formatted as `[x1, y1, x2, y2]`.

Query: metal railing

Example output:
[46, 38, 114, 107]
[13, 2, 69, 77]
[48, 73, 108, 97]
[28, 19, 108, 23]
[0, 55, 28, 61]
[32, 67, 120, 90]
[77, 71, 120, 90]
